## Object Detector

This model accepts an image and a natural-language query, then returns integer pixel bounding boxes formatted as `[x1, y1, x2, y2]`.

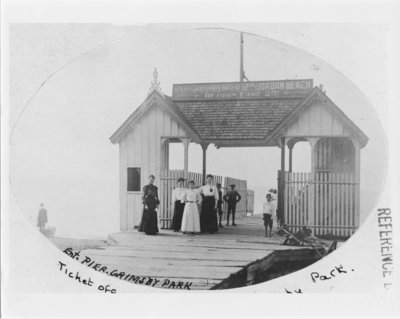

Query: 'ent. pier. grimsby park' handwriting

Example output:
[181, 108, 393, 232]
[63, 247, 193, 289]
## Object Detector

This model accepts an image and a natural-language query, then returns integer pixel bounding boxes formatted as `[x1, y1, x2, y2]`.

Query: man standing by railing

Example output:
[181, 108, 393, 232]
[224, 184, 241, 226]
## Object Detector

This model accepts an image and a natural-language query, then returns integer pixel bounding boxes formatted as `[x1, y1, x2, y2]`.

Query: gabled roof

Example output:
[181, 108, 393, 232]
[265, 87, 369, 147]
[174, 97, 303, 141]
[110, 85, 368, 149]
[109, 91, 202, 144]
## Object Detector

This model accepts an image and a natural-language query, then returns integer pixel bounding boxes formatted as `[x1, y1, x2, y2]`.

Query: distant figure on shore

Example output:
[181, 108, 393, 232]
[199, 174, 219, 233]
[224, 184, 241, 226]
[180, 180, 202, 235]
[37, 203, 48, 232]
[262, 193, 276, 237]
[138, 174, 160, 235]
[171, 177, 187, 232]
[216, 183, 224, 228]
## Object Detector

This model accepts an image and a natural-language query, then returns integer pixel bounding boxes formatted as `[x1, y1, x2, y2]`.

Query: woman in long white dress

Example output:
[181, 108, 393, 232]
[180, 180, 202, 234]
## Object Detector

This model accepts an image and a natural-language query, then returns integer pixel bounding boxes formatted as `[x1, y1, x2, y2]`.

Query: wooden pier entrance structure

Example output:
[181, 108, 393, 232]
[110, 76, 368, 237]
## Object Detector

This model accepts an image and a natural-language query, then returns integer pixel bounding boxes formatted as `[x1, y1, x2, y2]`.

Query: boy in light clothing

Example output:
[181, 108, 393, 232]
[262, 193, 276, 237]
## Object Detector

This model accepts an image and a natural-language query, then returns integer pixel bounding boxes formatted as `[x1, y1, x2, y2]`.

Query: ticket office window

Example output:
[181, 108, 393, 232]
[127, 167, 141, 192]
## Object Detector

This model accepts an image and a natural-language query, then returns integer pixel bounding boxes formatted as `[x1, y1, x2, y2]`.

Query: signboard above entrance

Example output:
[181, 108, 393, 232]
[172, 79, 314, 100]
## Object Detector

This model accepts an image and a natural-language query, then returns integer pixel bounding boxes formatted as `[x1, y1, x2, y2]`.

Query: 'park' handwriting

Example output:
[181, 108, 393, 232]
[310, 264, 354, 283]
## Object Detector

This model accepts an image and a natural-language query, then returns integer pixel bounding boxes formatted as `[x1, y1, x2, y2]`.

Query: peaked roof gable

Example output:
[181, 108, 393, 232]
[174, 96, 305, 143]
[110, 91, 202, 144]
[265, 87, 369, 147]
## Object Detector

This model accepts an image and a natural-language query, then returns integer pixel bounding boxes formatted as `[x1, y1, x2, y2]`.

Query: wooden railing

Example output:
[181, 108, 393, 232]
[282, 171, 358, 238]
[159, 170, 254, 229]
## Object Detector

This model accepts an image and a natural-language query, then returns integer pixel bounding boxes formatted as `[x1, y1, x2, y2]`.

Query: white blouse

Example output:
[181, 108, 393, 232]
[262, 200, 276, 217]
[199, 185, 219, 201]
[181, 189, 202, 203]
[172, 187, 187, 202]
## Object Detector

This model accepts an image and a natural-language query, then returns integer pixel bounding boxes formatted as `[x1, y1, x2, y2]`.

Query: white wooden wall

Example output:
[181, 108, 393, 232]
[119, 104, 188, 230]
[285, 102, 352, 137]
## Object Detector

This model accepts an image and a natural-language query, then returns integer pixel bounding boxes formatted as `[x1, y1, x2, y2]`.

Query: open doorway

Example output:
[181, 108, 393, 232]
[291, 141, 312, 172]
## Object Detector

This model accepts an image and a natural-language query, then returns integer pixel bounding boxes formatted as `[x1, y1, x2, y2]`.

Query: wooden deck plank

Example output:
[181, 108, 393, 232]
[84, 250, 270, 263]
[82, 260, 244, 279]
[77, 216, 320, 290]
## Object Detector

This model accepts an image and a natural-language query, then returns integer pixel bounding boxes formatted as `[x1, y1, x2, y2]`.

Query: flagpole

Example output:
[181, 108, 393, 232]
[240, 32, 244, 82]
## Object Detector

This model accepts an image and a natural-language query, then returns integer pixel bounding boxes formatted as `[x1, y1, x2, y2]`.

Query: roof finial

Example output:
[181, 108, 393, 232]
[319, 83, 326, 94]
[149, 68, 162, 94]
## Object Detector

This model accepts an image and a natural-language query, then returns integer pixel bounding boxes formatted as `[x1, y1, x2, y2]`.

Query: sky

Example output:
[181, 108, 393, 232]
[9, 24, 388, 239]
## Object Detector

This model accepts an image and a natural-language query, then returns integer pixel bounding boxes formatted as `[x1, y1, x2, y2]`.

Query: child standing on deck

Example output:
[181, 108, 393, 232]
[262, 193, 276, 237]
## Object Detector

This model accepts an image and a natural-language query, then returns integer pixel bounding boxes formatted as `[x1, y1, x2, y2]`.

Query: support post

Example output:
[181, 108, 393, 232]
[277, 137, 286, 225]
[309, 138, 319, 173]
[201, 143, 208, 185]
[288, 145, 293, 172]
[180, 138, 190, 182]
[280, 137, 286, 172]
[307, 138, 319, 232]
[160, 138, 169, 172]
[352, 139, 361, 227]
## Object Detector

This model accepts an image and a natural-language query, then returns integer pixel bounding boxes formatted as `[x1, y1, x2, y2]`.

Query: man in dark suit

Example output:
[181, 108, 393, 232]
[223, 184, 241, 226]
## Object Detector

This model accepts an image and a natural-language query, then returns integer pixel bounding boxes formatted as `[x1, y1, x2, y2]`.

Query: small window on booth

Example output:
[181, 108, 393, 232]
[127, 167, 141, 192]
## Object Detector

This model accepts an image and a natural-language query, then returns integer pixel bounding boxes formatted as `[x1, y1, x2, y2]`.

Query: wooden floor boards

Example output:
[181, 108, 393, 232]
[80, 216, 319, 290]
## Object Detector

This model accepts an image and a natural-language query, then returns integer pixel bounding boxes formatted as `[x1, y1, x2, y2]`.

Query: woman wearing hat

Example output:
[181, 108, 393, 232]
[171, 177, 187, 232]
[198, 174, 219, 233]
[138, 174, 160, 235]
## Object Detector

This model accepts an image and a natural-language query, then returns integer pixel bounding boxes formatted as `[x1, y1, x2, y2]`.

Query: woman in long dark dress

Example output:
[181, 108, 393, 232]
[199, 174, 219, 233]
[138, 174, 160, 235]
[171, 177, 187, 232]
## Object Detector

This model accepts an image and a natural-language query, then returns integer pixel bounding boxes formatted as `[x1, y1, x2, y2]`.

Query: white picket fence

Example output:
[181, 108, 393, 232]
[283, 171, 358, 237]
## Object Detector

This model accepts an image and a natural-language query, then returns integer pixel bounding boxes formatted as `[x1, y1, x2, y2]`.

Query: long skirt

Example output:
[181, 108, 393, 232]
[171, 201, 185, 231]
[200, 197, 219, 233]
[181, 203, 201, 232]
[138, 205, 159, 235]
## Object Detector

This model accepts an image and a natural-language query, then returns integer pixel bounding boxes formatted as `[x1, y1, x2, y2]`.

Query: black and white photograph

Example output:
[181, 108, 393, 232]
[2, 1, 399, 318]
